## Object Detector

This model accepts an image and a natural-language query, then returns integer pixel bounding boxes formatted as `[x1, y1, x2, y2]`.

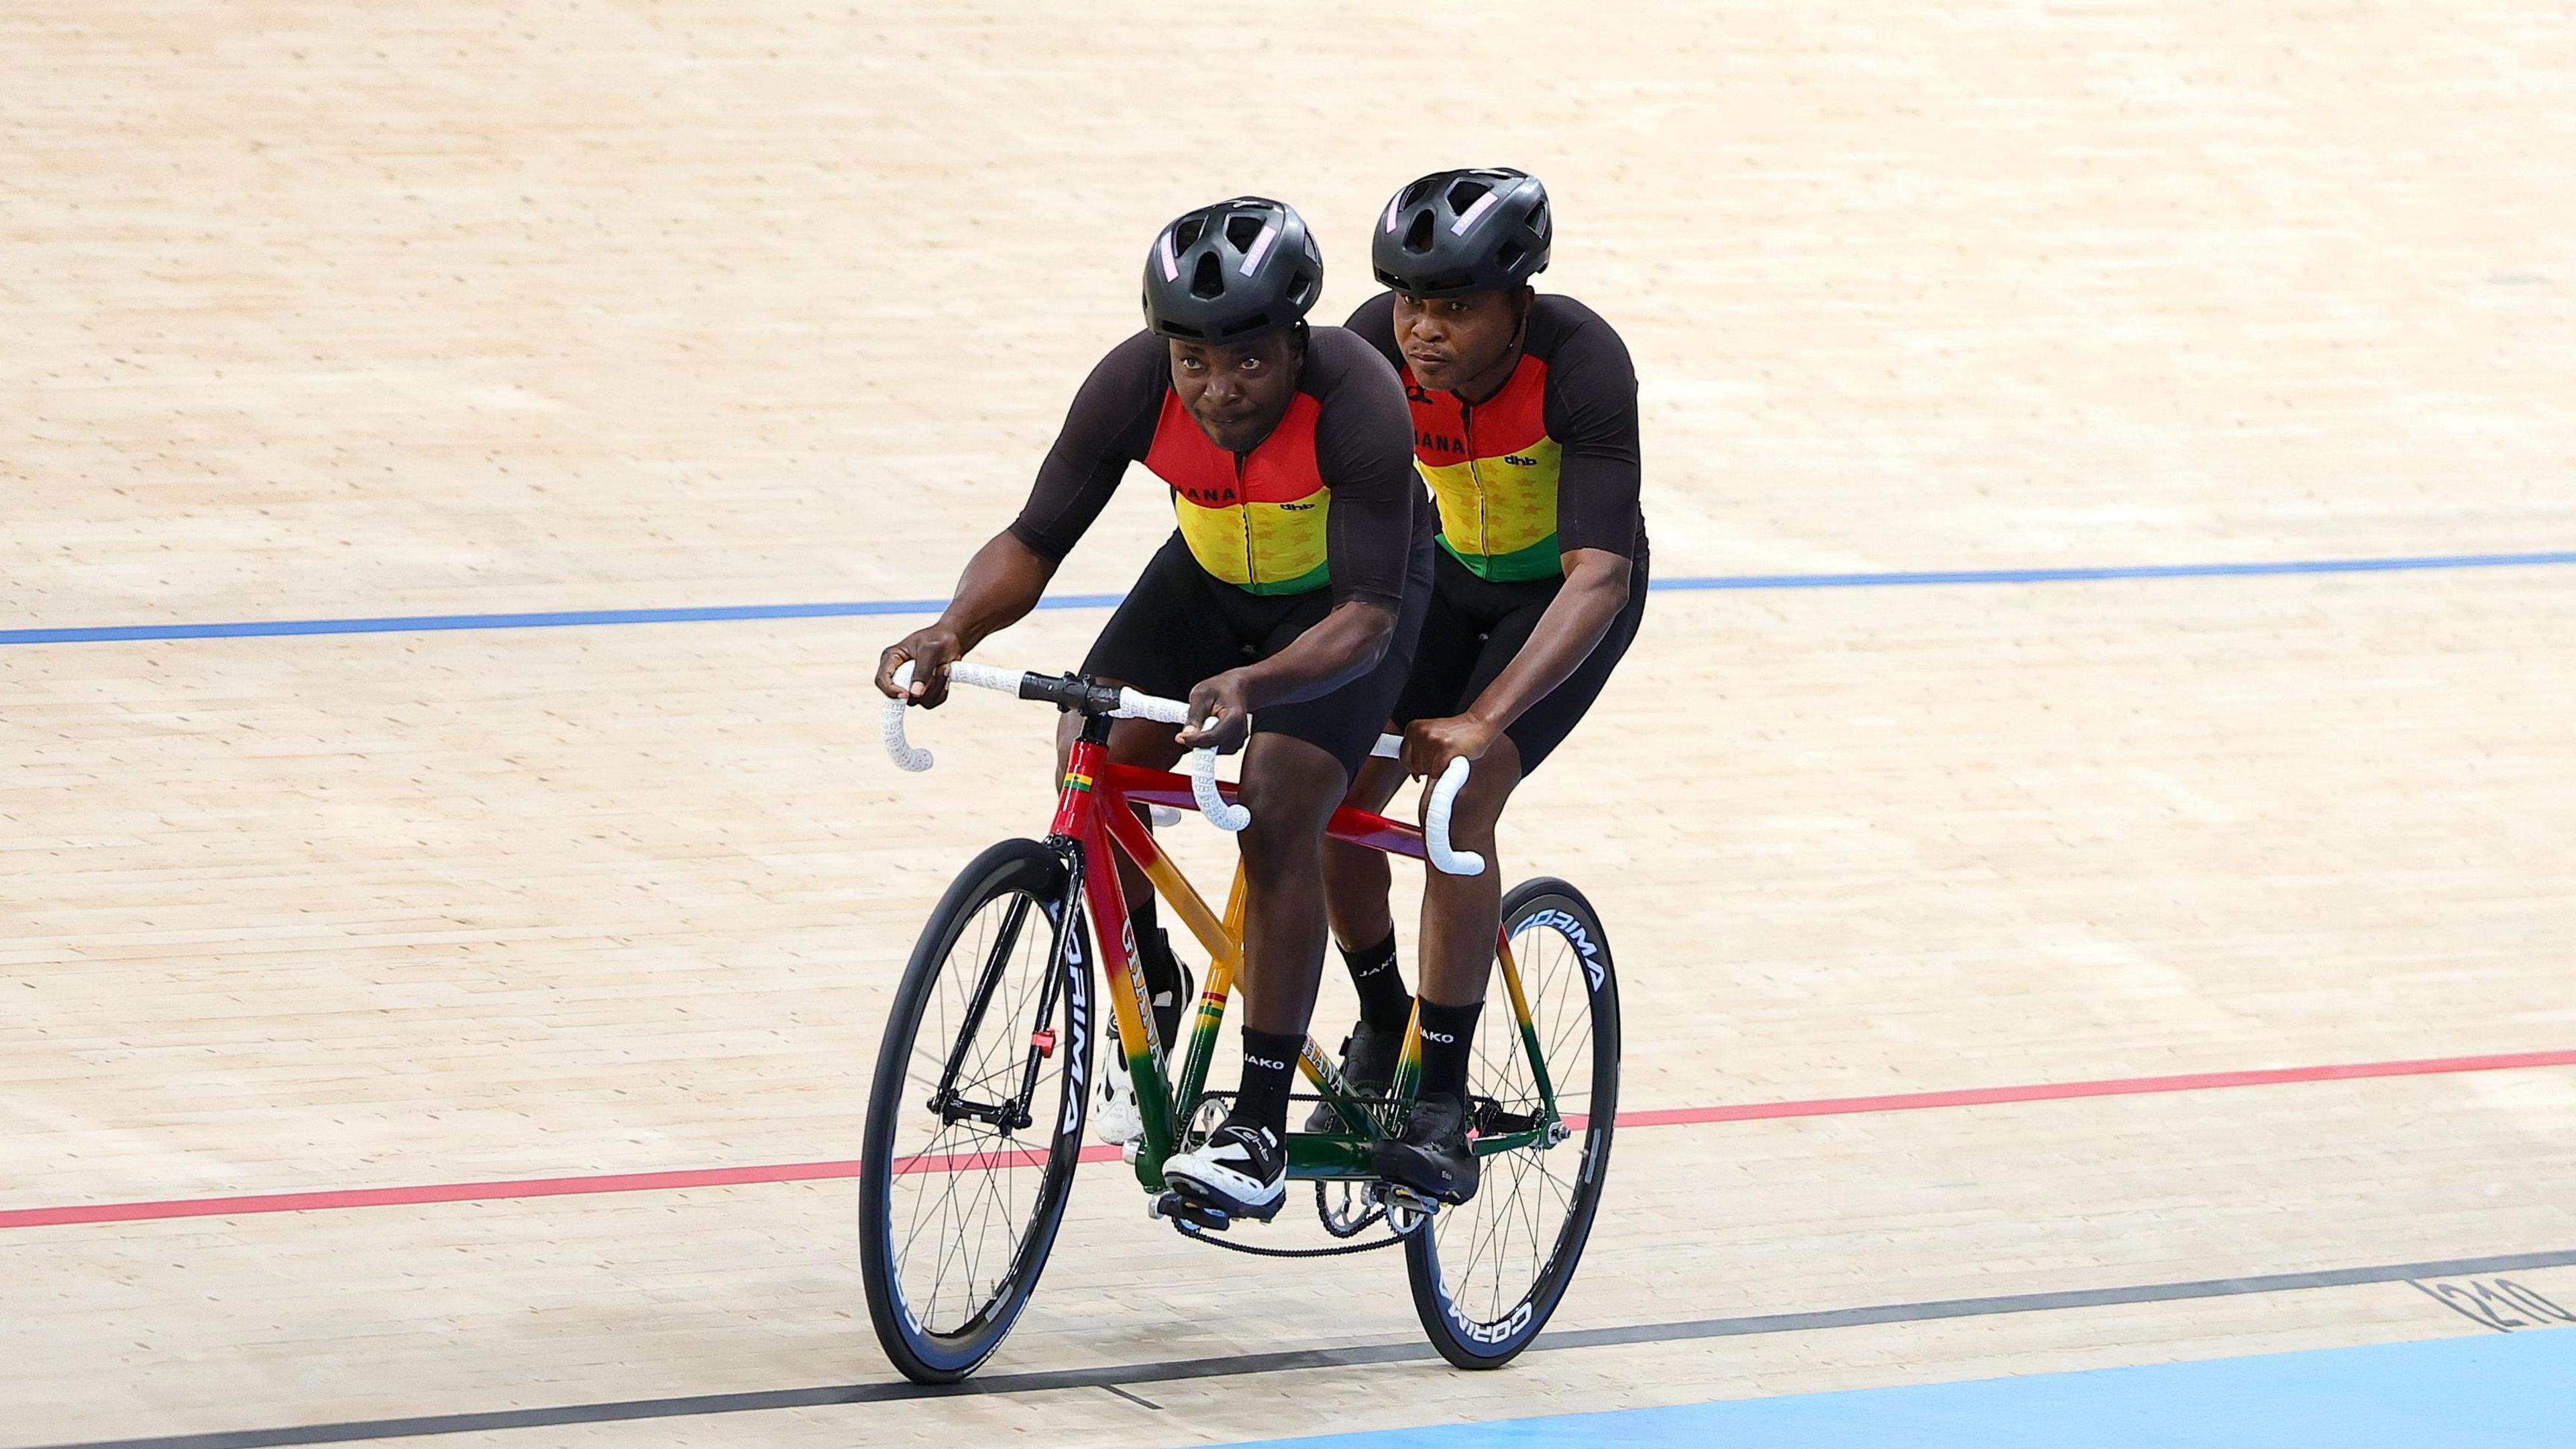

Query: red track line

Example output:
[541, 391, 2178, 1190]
[6, 1046, 2571, 1232]
[1607, 1046, 2576, 1128]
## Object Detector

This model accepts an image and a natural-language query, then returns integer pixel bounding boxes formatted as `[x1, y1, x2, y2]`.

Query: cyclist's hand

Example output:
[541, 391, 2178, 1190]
[877, 628, 963, 708]
[1401, 713, 1499, 778]
[1179, 669, 1255, 754]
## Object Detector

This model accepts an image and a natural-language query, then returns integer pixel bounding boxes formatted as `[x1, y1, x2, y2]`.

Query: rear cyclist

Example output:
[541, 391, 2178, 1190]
[875, 197, 1434, 1222]
[1316, 169, 1650, 1204]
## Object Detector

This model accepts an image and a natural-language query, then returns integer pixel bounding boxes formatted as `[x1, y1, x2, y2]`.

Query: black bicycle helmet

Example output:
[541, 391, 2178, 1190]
[1140, 197, 1323, 342]
[1372, 168, 1551, 298]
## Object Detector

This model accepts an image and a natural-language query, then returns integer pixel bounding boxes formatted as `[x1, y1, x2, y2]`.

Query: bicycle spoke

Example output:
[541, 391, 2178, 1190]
[1420, 902, 1610, 1351]
[877, 881, 1076, 1340]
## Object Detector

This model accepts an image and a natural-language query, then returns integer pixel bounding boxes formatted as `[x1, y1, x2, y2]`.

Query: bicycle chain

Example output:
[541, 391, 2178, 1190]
[1171, 1215, 1421, 1258]
[1317, 1197, 1387, 1239]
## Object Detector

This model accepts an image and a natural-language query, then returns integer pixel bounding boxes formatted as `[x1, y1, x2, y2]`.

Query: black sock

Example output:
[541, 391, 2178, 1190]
[1138, 926, 1183, 1005]
[1340, 930, 1413, 1032]
[1123, 881, 1181, 998]
[1230, 1028, 1303, 1136]
[1415, 999, 1483, 1104]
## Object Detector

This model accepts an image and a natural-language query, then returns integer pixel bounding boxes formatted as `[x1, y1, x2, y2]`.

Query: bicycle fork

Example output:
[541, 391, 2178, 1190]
[921, 873, 1085, 1137]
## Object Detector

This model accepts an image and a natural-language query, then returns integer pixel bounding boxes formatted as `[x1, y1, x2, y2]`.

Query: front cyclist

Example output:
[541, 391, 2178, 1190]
[1317, 170, 1650, 1204]
[876, 198, 1433, 1223]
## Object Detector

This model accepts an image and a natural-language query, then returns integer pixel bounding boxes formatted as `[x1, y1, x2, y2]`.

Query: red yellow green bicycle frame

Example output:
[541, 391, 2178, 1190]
[1048, 737, 1558, 1187]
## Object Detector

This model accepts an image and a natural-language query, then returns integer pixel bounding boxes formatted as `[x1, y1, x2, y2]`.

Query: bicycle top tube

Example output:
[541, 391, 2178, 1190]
[885, 659, 1484, 873]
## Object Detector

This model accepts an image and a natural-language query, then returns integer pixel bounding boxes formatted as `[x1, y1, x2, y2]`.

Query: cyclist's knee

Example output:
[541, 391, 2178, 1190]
[1429, 739, 1522, 843]
[1238, 809, 1327, 884]
[1102, 714, 1187, 771]
[1234, 737, 1345, 871]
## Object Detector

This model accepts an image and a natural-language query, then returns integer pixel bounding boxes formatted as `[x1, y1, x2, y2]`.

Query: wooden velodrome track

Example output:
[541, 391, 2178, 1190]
[5, 2, 2574, 1444]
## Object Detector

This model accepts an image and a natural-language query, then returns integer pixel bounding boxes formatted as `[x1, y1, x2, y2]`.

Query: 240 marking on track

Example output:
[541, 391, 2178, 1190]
[2410, 1277, 2576, 1333]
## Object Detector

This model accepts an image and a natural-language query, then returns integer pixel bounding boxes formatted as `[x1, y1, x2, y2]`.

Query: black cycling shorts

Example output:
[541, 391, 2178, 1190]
[1082, 531, 1436, 781]
[1391, 547, 1648, 774]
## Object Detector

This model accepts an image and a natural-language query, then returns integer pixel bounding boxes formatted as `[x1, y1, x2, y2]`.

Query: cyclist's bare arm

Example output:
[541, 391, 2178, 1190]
[1180, 597, 1397, 752]
[875, 532, 1057, 708]
[1403, 547, 1630, 776]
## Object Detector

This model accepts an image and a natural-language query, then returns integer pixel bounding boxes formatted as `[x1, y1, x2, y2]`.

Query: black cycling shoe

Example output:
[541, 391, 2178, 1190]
[1373, 1092, 1480, 1205]
[1305, 1018, 1404, 1132]
[1163, 1121, 1287, 1221]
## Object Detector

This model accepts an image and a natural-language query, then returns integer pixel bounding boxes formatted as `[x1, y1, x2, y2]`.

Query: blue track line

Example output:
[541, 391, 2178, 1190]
[1217, 1327, 2576, 1449]
[5, 549, 2572, 647]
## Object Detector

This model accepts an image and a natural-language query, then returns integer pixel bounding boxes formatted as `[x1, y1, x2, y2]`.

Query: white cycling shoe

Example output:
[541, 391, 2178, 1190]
[1162, 1122, 1287, 1221]
[1093, 1047, 1146, 1144]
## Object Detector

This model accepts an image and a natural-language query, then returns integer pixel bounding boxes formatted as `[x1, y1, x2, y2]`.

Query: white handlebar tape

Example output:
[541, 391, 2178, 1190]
[888, 668, 1246, 832]
[885, 659, 1031, 772]
[1191, 724, 1252, 833]
[945, 661, 1023, 695]
[1110, 690, 1246, 832]
[1114, 688, 1192, 725]
[1424, 756, 1486, 876]
[882, 661, 934, 772]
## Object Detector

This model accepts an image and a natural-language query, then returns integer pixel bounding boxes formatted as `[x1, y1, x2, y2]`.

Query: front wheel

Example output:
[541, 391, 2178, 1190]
[859, 839, 1091, 1383]
[1405, 878, 1621, 1368]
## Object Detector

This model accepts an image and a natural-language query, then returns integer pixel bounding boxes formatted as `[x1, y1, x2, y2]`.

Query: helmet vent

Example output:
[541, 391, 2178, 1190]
[1190, 252, 1226, 300]
[1144, 197, 1319, 343]
[1371, 168, 1551, 300]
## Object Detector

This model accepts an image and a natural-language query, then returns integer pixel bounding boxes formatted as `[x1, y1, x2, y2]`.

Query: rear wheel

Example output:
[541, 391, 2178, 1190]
[860, 839, 1091, 1383]
[1405, 878, 1619, 1368]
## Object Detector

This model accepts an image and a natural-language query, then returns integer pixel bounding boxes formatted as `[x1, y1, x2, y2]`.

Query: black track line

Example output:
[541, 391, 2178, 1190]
[25, 1244, 2576, 1449]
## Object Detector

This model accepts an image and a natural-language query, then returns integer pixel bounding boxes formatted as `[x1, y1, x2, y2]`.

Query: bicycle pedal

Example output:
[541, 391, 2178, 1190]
[1376, 1183, 1441, 1222]
[1150, 1190, 1235, 1232]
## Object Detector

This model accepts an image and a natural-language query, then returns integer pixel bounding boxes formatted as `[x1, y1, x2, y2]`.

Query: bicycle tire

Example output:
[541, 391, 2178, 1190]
[860, 838, 1091, 1383]
[1404, 877, 1620, 1368]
